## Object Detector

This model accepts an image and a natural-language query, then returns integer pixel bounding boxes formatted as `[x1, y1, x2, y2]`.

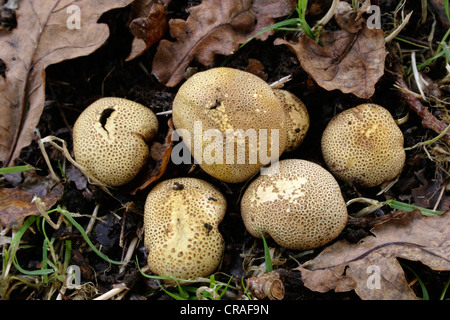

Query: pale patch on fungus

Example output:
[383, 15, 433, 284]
[241, 159, 348, 250]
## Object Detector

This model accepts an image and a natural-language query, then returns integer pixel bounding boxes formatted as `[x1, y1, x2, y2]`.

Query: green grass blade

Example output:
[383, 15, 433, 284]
[401, 262, 429, 300]
[0, 165, 36, 175]
[445, 0, 450, 23]
[240, 18, 300, 49]
[241, 277, 252, 300]
[12, 254, 54, 275]
[440, 276, 450, 300]
[218, 275, 234, 299]
[256, 227, 272, 273]
[384, 200, 444, 216]
[57, 207, 124, 265]
[7, 216, 55, 276]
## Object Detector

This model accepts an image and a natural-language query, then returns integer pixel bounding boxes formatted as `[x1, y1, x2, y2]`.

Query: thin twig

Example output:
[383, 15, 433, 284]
[385, 11, 413, 43]
[269, 74, 292, 89]
[93, 285, 128, 300]
[315, 0, 340, 27]
[392, 62, 450, 145]
[411, 51, 427, 100]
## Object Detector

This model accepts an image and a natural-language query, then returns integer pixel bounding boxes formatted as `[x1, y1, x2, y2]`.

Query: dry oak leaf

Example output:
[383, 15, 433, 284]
[0, 0, 134, 167]
[152, 0, 297, 87]
[297, 210, 450, 300]
[274, 22, 386, 99]
[126, 0, 170, 61]
[0, 171, 64, 229]
[129, 118, 175, 195]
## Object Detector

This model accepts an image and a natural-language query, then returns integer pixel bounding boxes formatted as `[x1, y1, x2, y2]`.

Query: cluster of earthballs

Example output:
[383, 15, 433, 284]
[72, 67, 406, 281]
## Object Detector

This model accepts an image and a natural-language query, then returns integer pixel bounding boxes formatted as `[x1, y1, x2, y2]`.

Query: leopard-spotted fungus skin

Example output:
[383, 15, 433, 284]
[73, 97, 158, 187]
[241, 159, 348, 250]
[144, 178, 226, 281]
[172, 67, 287, 183]
[273, 89, 309, 152]
[321, 104, 405, 188]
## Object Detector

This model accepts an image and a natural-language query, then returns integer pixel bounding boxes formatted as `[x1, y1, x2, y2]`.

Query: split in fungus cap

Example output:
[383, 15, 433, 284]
[73, 97, 158, 187]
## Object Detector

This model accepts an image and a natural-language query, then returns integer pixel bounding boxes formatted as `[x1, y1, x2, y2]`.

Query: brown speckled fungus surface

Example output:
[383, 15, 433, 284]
[172, 67, 287, 183]
[73, 97, 158, 187]
[241, 159, 348, 250]
[144, 177, 226, 281]
[321, 103, 405, 188]
[273, 89, 309, 152]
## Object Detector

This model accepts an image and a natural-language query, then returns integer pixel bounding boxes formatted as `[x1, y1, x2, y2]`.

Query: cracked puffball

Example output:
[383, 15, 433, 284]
[273, 89, 309, 152]
[241, 159, 348, 250]
[73, 97, 158, 187]
[144, 177, 226, 281]
[321, 103, 405, 188]
[172, 67, 287, 183]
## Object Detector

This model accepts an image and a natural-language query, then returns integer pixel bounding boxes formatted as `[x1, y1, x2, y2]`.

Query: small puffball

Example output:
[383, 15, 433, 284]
[73, 97, 158, 187]
[241, 159, 348, 250]
[144, 177, 226, 281]
[272, 89, 309, 152]
[321, 103, 405, 188]
[172, 67, 287, 183]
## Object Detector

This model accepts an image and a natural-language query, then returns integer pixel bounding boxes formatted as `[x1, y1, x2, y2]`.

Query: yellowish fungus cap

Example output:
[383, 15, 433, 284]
[241, 159, 348, 250]
[144, 177, 226, 281]
[73, 97, 158, 187]
[172, 67, 287, 183]
[273, 89, 309, 152]
[321, 103, 405, 188]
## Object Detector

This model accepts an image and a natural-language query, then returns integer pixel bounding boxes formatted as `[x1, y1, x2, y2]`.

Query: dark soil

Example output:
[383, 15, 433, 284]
[3, 0, 449, 301]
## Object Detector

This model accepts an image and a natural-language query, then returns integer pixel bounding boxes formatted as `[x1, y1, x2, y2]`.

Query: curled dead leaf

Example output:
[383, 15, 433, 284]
[245, 58, 268, 81]
[126, 1, 169, 61]
[129, 118, 174, 195]
[0, 0, 134, 167]
[297, 210, 450, 300]
[152, 0, 297, 87]
[0, 171, 64, 229]
[274, 1, 387, 99]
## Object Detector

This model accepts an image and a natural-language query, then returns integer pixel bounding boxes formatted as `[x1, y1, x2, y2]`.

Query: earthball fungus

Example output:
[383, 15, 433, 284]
[273, 89, 309, 152]
[144, 177, 226, 280]
[241, 159, 348, 250]
[73, 97, 158, 187]
[321, 103, 405, 188]
[172, 67, 288, 183]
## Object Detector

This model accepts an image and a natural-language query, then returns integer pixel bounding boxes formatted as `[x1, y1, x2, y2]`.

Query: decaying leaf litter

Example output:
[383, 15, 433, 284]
[0, 0, 449, 300]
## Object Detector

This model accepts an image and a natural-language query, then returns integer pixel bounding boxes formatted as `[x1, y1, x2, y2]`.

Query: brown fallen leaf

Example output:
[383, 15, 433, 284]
[126, 0, 170, 61]
[152, 0, 297, 87]
[274, 2, 386, 99]
[129, 118, 174, 195]
[0, 0, 134, 167]
[245, 58, 268, 81]
[0, 171, 64, 229]
[297, 210, 450, 300]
